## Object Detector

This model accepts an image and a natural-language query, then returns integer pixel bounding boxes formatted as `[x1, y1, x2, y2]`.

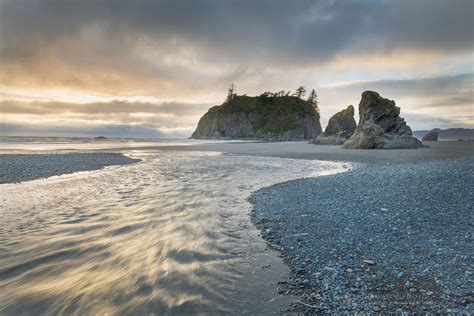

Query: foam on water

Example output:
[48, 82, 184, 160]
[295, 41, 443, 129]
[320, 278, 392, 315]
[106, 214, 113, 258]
[0, 150, 346, 314]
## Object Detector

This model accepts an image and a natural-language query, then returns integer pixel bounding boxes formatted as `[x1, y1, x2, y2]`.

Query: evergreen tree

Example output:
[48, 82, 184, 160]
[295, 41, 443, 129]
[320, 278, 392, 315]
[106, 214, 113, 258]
[274, 90, 286, 97]
[226, 83, 236, 102]
[294, 86, 306, 98]
[307, 89, 319, 111]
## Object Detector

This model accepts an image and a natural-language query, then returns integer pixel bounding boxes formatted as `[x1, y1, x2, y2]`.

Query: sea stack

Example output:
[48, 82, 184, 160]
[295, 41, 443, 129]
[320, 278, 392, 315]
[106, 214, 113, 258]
[422, 130, 439, 141]
[343, 91, 422, 149]
[191, 95, 322, 140]
[313, 105, 356, 145]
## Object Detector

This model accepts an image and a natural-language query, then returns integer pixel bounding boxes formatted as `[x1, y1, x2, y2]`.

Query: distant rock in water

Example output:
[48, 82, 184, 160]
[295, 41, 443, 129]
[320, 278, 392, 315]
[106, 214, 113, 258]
[413, 128, 474, 141]
[343, 91, 422, 149]
[422, 130, 439, 141]
[94, 136, 108, 141]
[313, 105, 356, 145]
[191, 95, 322, 140]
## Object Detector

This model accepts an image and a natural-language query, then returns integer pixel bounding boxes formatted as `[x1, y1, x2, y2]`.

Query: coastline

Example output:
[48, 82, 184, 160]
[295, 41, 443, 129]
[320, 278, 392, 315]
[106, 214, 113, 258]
[1, 141, 472, 313]
[83, 140, 473, 165]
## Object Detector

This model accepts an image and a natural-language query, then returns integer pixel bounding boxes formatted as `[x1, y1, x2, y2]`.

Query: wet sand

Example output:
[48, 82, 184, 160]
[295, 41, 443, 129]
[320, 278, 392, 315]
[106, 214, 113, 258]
[105, 140, 473, 165]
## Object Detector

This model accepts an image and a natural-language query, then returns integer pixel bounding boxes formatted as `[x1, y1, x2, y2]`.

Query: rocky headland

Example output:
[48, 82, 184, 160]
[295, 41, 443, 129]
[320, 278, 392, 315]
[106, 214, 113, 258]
[344, 91, 422, 149]
[313, 105, 356, 145]
[191, 95, 322, 141]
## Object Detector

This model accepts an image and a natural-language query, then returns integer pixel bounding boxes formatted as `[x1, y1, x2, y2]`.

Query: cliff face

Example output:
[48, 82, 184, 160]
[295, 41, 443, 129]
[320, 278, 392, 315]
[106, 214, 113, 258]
[191, 95, 322, 140]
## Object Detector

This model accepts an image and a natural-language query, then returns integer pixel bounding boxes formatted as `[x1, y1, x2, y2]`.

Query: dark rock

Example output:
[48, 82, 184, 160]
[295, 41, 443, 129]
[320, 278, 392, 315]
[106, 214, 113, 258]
[343, 91, 422, 149]
[422, 130, 439, 141]
[191, 95, 322, 140]
[313, 105, 356, 145]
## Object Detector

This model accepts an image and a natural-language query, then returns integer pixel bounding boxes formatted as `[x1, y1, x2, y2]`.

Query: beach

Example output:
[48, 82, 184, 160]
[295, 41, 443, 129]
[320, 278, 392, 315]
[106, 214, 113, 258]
[0, 153, 139, 184]
[252, 157, 473, 313]
[0, 140, 472, 314]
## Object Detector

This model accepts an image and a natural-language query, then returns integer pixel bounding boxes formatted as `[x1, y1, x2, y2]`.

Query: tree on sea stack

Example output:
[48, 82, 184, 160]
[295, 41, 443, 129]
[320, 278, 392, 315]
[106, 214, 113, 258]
[307, 89, 319, 112]
[226, 83, 237, 102]
[294, 86, 306, 99]
[191, 87, 322, 140]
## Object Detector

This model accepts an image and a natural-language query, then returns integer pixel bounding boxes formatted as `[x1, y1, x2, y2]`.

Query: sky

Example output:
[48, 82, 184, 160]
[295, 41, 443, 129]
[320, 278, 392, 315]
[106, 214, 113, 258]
[0, 0, 473, 138]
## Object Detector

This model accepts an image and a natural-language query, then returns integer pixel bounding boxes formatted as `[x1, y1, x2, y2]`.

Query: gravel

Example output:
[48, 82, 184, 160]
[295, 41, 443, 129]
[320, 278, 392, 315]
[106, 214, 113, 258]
[250, 158, 473, 314]
[0, 153, 140, 184]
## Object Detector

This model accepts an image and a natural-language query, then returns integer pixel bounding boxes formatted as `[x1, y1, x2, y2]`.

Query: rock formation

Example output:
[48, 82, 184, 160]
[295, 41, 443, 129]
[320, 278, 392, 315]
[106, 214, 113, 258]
[422, 130, 439, 141]
[191, 95, 322, 140]
[313, 105, 356, 145]
[343, 91, 422, 149]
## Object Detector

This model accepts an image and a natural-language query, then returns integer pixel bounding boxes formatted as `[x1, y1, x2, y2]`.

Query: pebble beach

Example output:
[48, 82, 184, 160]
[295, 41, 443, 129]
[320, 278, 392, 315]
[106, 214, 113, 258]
[251, 157, 473, 314]
[0, 153, 140, 184]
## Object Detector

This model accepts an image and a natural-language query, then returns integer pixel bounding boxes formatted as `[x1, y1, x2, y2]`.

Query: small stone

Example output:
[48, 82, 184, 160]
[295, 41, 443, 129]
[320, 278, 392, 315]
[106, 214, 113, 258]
[396, 272, 405, 278]
[426, 291, 434, 296]
[373, 305, 381, 312]
[409, 288, 417, 293]
[362, 260, 375, 265]
[346, 268, 353, 273]
[381, 208, 388, 211]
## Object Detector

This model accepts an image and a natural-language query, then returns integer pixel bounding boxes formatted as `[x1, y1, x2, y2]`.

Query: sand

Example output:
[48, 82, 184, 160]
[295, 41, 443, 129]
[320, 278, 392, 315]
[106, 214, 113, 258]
[105, 140, 473, 165]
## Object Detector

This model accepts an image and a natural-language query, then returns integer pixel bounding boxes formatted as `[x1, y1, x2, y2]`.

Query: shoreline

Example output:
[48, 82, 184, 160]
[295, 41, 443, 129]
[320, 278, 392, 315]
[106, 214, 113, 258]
[1, 141, 472, 313]
[250, 157, 473, 313]
[90, 140, 473, 166]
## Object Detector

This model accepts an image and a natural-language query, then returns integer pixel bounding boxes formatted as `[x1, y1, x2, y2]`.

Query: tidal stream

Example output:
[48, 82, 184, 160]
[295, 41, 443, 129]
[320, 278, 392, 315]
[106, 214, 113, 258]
[0, 150, 345, 315]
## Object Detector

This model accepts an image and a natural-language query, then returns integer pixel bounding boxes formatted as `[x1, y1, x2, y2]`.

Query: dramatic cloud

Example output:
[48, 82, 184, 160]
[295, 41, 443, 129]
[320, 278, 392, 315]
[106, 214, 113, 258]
[2, 73, 471, 135]
[0, 122, 169, 138]
[0, 100, 211, 137]
[319, 73, 474, 129]
[0, 0, 472, 136]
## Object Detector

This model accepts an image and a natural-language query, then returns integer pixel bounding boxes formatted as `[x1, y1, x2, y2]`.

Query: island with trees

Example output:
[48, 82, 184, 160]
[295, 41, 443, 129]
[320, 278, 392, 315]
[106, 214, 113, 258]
[191, 84, 322, 140]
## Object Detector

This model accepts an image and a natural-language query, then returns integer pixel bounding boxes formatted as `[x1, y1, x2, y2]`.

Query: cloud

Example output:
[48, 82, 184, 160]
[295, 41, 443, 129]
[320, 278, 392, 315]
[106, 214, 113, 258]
[0, 0, 472, 135]
[0, 100, 210, 116]
[1, 72, 472, 136]
[0, 122, 168, 138]
[317, 73, 474, 130]
[0, 99, 212, 137]
[0, 0, 472, 98]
